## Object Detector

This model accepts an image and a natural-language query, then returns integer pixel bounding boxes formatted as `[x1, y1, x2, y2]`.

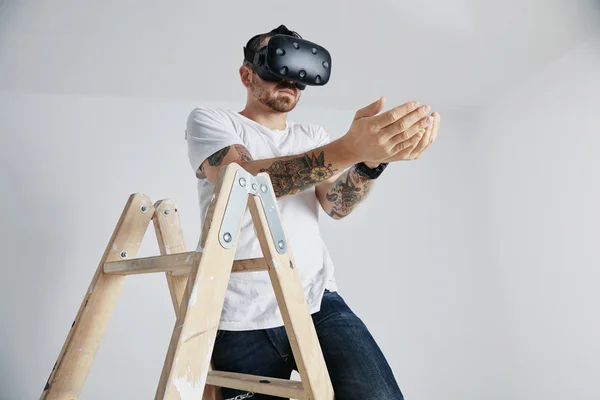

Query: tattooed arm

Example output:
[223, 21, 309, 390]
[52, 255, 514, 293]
[199, 139, 359, 198]
[197, 144, 254, 179]
[315, 162, 378, 219]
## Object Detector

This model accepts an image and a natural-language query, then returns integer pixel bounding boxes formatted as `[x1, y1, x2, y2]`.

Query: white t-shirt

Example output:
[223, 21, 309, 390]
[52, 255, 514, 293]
[185, 106, 338, 331]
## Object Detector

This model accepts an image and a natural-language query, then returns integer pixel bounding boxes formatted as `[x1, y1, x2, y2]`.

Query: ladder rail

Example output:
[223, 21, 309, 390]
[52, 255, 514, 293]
[40, 194, 154, 400]
[152, 198, 223, 400]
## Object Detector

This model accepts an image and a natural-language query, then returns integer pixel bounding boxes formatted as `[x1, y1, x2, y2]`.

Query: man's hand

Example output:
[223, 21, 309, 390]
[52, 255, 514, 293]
[381, 111, 440, 162]
[339, 97, 433, 165]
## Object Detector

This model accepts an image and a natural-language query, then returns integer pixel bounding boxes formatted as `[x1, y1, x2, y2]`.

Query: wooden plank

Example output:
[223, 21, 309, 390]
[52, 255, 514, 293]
[153, 199, 191, 317]
[104, 251, 200, 275]
[248, 173, 334, 400]
[206, 371, 304, 398]
[152, 199, 223, 400]
[230, 257, 270, 273]
[103, 253, 267, 276]
[40, 193, 154, 400]
[155, 163, 245, 400]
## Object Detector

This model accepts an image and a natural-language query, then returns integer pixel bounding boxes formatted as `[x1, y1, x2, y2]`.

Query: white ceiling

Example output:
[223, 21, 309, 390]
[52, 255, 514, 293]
[1, 0, 599, 111]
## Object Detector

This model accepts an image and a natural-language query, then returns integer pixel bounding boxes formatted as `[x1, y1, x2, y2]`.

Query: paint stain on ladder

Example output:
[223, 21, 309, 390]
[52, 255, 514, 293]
[173, 337, 213, 399]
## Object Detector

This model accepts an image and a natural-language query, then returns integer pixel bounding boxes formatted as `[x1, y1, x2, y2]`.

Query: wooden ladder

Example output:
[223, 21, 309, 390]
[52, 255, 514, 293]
[40, 162, 335, 400]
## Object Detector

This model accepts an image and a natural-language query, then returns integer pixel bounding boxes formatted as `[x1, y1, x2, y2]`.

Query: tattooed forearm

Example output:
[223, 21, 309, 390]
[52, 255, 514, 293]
[259, 151, 336, 197]
[200, 146, 339, 198]
[325, 166, 374, 219]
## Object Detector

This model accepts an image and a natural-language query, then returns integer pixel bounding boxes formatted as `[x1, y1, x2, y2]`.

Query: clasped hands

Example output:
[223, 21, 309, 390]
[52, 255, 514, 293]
[345, 97, 441, 167]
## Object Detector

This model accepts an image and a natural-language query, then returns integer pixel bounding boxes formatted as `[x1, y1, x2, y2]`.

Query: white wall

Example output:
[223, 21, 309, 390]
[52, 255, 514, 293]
[3, 3, 598, 396]
[11, 3, 599, 399]
[470, 31, 600, 399]
[0, 90, 483, 399]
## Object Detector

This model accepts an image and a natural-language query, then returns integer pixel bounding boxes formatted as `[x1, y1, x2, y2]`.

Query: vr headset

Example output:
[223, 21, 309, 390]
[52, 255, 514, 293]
[243, 24, 332, 90]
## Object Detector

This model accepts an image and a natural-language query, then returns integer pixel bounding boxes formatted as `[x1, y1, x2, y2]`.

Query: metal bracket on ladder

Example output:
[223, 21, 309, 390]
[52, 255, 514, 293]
[219, 168, 287, 255]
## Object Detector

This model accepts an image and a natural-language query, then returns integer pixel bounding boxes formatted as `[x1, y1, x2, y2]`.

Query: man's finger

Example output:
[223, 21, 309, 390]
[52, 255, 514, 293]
[380, 104, 431, 138]
[354, 97, 386, 121]
[390, 129, 425, 156]
[411, 119, 433, 156]
[429, 112, 440, 144]
[413, 112, 440, 159]
[382, 112, 440, 162]
[370, 100, 420, 129]
[387, 114, 433, 147]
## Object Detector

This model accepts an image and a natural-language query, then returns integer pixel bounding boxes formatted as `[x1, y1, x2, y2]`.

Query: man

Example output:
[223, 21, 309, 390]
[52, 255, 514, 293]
[185, 25, 440, 400]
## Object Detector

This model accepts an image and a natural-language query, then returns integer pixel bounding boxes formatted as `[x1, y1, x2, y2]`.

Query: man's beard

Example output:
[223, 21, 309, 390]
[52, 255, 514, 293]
[252, 82, 299, 113]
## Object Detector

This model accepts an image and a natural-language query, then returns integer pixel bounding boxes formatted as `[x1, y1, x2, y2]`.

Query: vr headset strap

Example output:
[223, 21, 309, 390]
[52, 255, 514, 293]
[270, 24, 301, 38]
[243, 47, 264, 66]
[243, 24, 301, 65]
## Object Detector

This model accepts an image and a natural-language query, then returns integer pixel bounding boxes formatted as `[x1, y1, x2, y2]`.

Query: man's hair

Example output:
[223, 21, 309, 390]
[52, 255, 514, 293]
[243, 32, 273, 68]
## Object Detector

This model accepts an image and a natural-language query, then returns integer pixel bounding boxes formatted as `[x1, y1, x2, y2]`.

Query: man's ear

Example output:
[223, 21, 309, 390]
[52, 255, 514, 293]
[239, 65, 253, 88]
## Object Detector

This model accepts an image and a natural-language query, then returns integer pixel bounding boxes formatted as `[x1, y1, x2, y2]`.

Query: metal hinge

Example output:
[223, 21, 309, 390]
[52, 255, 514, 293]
[218, 168, 287, 255]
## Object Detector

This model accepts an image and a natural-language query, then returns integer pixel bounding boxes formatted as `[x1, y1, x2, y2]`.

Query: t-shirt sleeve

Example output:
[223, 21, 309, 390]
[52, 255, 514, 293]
[185, 106, 245, 179]
[314, 125, 332, 147]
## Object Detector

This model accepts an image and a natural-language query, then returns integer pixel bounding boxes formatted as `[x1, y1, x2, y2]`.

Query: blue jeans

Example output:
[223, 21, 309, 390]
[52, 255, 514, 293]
[212, 290, 404, 399]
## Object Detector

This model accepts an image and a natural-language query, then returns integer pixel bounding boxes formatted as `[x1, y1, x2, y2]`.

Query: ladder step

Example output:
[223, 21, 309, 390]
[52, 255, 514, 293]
[207, 370, 304, 398]
[103, 252, 267, 276]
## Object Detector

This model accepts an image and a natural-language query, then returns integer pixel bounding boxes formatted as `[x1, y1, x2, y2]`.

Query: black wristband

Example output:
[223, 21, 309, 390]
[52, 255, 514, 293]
[354, 162, 388, 180]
